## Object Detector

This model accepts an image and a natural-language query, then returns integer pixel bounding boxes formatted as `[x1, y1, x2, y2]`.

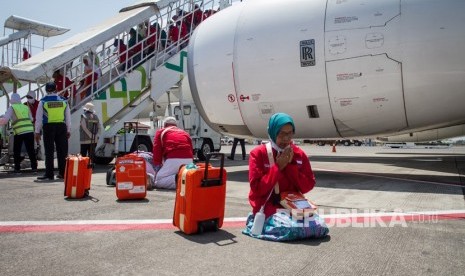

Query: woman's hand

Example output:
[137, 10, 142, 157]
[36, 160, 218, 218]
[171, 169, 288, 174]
[277, 147, 294, 170]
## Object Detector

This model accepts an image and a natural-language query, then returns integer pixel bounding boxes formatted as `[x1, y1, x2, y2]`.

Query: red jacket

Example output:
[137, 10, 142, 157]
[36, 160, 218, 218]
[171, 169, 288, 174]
[145, 25, 157, 49]
[193, 9, 204, 26]
[152, 126, 193, 166]
[184, 12, 194, 29]
[248, 143, 316, 218]
[117, 44, 128, 64]
[23, 50, 31, 61]
[179, 23, 188, 40]
[24, 100, 39, 125]
[168, 25, 180, 43]
[55, 75, 75, 98]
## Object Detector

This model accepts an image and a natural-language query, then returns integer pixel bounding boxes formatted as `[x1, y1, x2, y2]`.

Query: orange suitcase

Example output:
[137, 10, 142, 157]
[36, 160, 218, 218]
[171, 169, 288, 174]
[173, 153, 227, 234]
[64, 155, 92, 199]
[115, 154, 147, 200]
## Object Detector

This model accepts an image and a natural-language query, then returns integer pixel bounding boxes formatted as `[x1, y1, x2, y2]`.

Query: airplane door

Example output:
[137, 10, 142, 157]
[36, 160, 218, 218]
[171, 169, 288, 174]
[326, 55, 407, 136]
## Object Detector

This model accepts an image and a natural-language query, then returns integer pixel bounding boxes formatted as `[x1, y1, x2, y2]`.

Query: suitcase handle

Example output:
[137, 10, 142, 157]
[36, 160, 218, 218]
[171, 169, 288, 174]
[201, 153, 225, 187]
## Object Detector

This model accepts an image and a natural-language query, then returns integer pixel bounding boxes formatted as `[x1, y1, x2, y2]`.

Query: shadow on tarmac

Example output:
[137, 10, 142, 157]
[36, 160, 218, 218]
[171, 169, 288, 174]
[315, 170, 464, 194]
[174, 229, 238, 246]
[310, 154, 465, 175]
[285, 234, 332, 246]
[311, 153, 465, 195]
[64, 195, 100, 203]
[174, 230, 332, 246]
[116, 198, 151, 203]
[315, 171, 464, 195]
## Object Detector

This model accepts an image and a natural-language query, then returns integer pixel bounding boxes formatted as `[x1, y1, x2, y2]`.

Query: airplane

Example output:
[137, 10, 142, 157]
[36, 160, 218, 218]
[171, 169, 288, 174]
[185, 0, 465, 141]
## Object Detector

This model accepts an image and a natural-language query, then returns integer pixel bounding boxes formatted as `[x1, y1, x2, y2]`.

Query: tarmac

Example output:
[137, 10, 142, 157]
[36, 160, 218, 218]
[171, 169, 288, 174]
[1, 144, 464, 276]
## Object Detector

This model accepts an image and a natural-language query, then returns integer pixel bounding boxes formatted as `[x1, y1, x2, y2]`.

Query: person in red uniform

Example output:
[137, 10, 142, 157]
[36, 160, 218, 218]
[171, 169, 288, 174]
[113, 39, 129, 71]
[53, 70, 75, 99]
[24, 90, 39, 126]
[145, 23, 157, 55]
[80, 56, 99, 99]
[24, 91, 40, 162]
[177, 18, 189, 47]
[203, 9, 217, 19]
[248, 112, 315, 218]
[22, 47, 31, 61]
[183, 9, 194, 31]
[152, 116, 193, 189]
[168, 20, 180, 44]
[243, 112, 328, 241]
[193, 4, 204, 28]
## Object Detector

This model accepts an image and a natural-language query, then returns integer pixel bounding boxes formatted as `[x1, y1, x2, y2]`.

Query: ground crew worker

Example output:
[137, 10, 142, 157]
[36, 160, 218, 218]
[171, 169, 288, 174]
[127, 122, 135, 133]
[117, 122, 136, 134]
[227, 138, 246, 160]
[35, 82, 71, 181]
[80, 102, 101, 158]
[0, 93, 37, 174]
[152, 116, 193, 189]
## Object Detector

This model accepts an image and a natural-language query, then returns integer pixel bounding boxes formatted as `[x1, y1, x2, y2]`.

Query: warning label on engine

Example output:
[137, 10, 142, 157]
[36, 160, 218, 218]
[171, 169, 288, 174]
[336, 73, 362, 81]
[334, 16, 359, 24]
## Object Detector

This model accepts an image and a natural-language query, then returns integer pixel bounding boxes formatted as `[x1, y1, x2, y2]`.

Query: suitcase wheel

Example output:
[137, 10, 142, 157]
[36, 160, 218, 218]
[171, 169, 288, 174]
[197, 219, 219, 234]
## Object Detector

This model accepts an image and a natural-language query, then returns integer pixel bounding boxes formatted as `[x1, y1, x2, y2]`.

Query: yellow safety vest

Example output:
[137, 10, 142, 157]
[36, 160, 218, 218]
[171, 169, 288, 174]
[11, 104, 34, 135]
[44, 100, 66, 123]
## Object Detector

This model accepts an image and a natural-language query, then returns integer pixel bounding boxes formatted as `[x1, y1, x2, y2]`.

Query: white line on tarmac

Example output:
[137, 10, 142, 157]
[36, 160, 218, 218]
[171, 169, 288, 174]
[1, 209, 463, 227]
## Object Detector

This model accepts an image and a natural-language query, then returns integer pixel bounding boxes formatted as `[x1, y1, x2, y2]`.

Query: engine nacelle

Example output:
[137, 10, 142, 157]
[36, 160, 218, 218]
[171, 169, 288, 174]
[188, 0, 465, 139]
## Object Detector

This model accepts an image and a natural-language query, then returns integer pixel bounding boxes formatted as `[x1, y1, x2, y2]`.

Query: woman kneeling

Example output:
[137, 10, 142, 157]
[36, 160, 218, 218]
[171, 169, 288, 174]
[242, 113, 329, 241]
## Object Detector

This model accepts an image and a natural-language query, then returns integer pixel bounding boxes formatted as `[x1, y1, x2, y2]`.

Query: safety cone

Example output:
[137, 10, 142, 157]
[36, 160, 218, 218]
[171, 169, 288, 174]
[332, 144, 336, 153]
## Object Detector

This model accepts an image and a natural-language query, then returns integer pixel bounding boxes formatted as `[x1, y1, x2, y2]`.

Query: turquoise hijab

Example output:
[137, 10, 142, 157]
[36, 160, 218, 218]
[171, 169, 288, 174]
[267, 113, 295, 143]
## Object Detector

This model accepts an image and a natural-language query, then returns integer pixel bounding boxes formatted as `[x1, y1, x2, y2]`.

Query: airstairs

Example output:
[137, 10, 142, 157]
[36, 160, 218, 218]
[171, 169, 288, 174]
[0, 15, 69, 102]
[0, 0, 230, 155]
[0, 16, 69, 166]
[1, 15, 70, 68]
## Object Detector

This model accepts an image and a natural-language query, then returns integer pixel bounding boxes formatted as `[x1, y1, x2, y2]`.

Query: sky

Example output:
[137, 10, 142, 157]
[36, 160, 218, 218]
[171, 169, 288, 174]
[1, 0, 135, 53]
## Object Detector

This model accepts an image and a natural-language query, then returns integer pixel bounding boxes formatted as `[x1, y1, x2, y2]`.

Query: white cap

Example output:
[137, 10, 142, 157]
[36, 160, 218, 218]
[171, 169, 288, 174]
[27, 90, 35, 98]
[83, 102, 95, 112]
[163, 116, 177, 126]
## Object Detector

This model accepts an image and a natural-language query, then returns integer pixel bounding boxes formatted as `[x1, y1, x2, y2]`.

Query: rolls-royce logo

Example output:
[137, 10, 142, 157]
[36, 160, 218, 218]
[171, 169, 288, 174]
[300, 39, 315, 67]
